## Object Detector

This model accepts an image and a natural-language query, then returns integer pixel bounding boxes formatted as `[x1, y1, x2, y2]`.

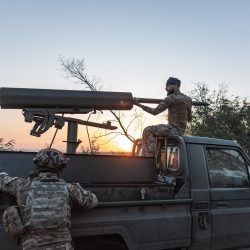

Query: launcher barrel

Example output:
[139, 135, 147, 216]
[0, 87, 134, 110]
[134, 97, 209, 106]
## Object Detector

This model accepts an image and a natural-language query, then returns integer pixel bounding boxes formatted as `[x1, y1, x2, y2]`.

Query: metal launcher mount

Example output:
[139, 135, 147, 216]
[0, 87, 134, 153]
[0, 87, 209, 154]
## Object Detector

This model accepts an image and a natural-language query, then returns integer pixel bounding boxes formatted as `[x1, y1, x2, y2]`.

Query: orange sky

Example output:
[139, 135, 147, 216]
[1, 106, 166, 153]
[1, 1, 250, 153]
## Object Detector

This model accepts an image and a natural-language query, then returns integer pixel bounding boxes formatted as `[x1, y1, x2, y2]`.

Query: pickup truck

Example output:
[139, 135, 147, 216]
[1, 135, 250, 250]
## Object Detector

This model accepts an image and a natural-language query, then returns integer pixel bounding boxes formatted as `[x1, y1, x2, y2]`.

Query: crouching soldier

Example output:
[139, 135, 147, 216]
[0, 148, 98, 250]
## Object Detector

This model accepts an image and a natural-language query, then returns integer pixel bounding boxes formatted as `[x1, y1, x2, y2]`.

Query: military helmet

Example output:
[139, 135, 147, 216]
[33, 148, 70, 172]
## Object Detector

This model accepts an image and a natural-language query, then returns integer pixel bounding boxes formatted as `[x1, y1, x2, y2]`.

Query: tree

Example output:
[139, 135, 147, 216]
[60, 57, 144, 152]
[187, 83, 250, 154]
[0, 138, 15, 151]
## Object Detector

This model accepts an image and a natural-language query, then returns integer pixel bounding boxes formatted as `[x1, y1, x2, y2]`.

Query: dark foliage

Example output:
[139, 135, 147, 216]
[187, 83, 250, 155]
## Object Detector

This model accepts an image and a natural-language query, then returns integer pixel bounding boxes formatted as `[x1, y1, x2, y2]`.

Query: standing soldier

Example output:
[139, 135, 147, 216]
[0, 148, 98, 250]
[134, 77, 192, 157]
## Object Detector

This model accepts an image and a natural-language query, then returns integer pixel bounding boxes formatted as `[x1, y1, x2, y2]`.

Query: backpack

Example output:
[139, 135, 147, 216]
[2, 206, 25, 238]
[22, 175, 71, 229]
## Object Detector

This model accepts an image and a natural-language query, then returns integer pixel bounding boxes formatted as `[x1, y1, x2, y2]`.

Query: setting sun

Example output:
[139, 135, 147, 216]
[114, 136, 133, 152]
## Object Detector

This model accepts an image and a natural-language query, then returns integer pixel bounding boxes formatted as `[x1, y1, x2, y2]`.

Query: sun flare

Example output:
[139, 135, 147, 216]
[115, 137, 133, 152]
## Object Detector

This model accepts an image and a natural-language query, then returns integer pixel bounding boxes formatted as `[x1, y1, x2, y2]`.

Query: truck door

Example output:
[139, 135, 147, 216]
[205, 146, 250, 250]
[187, 144, 211, 250]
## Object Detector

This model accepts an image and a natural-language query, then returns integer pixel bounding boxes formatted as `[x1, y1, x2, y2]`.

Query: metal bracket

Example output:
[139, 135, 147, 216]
[23, 109, 56, 137]
[22, 108, 117, 137]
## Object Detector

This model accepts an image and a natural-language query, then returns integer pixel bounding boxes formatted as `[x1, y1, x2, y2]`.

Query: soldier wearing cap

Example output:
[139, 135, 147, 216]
[134, 77, 192, 157]
[0, 148, 98, 250]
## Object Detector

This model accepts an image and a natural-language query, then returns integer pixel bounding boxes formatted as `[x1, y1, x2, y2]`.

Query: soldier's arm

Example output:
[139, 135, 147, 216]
[187, 107, 192, 122]
[187, 100, 192, 122]
[67, 183, 98, 209]
[0, 172, 25, 196]
[135, 97, 171, 115]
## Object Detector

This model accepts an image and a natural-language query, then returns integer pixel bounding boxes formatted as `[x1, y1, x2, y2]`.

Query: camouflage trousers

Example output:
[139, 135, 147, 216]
[23, 242, 73, 250]
[141, 123, 183, 157]
[22, 228, 73, 250]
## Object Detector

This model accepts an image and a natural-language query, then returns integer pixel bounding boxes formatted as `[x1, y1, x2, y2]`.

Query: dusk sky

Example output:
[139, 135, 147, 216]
[1, 0, 250, 151]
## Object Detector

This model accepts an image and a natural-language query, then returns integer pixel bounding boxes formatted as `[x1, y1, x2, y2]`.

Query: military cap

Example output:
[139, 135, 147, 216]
[166, 77, 181, 86]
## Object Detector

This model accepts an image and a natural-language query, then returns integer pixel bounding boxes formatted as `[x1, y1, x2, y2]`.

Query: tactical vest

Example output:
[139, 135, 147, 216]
[22, 175, 71, 230]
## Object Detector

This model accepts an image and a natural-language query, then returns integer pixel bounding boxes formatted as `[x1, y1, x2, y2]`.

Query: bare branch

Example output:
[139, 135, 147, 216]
[93, 131, 123, 139]
[0, 138, 15, 151]
[98, 133, 123, 146]
[60, 57, 142, 151]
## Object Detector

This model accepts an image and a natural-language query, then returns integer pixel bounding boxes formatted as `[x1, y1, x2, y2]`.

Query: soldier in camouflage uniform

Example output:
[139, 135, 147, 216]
[0, 148, 98, 250]
[134, 77, 192, 157]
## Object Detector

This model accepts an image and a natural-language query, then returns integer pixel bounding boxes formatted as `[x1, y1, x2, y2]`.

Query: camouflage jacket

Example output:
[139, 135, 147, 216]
[140, 91, 192, 131]
[0, 172, 98, 249]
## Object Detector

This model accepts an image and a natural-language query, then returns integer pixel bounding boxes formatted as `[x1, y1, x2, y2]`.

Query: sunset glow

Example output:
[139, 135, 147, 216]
[114, 136, 133, 152]
[1, 1, 250, 154]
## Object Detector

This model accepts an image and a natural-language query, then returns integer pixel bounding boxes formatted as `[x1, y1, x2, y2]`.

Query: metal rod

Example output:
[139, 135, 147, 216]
[134, 97, 209, 106]
[59, 116, 117, 130]
[67, 121, 78, 154]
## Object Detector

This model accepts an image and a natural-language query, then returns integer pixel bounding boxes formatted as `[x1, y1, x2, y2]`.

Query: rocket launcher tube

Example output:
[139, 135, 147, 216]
[0, 87, 209, 111]
[133, 97, 209, 106]
[0, 87, 134, 110]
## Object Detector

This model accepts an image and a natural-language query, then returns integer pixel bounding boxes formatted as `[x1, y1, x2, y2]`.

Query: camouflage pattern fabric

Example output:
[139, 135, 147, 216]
[0, 172, 98, 250]
[140, 91, 192, 131]
[139, 91, 192, 157]
[2, 205, 26, 238]
[23, 241, 74, 250]
[141, 124, 183, 157]
[23, 176, 71, 230]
